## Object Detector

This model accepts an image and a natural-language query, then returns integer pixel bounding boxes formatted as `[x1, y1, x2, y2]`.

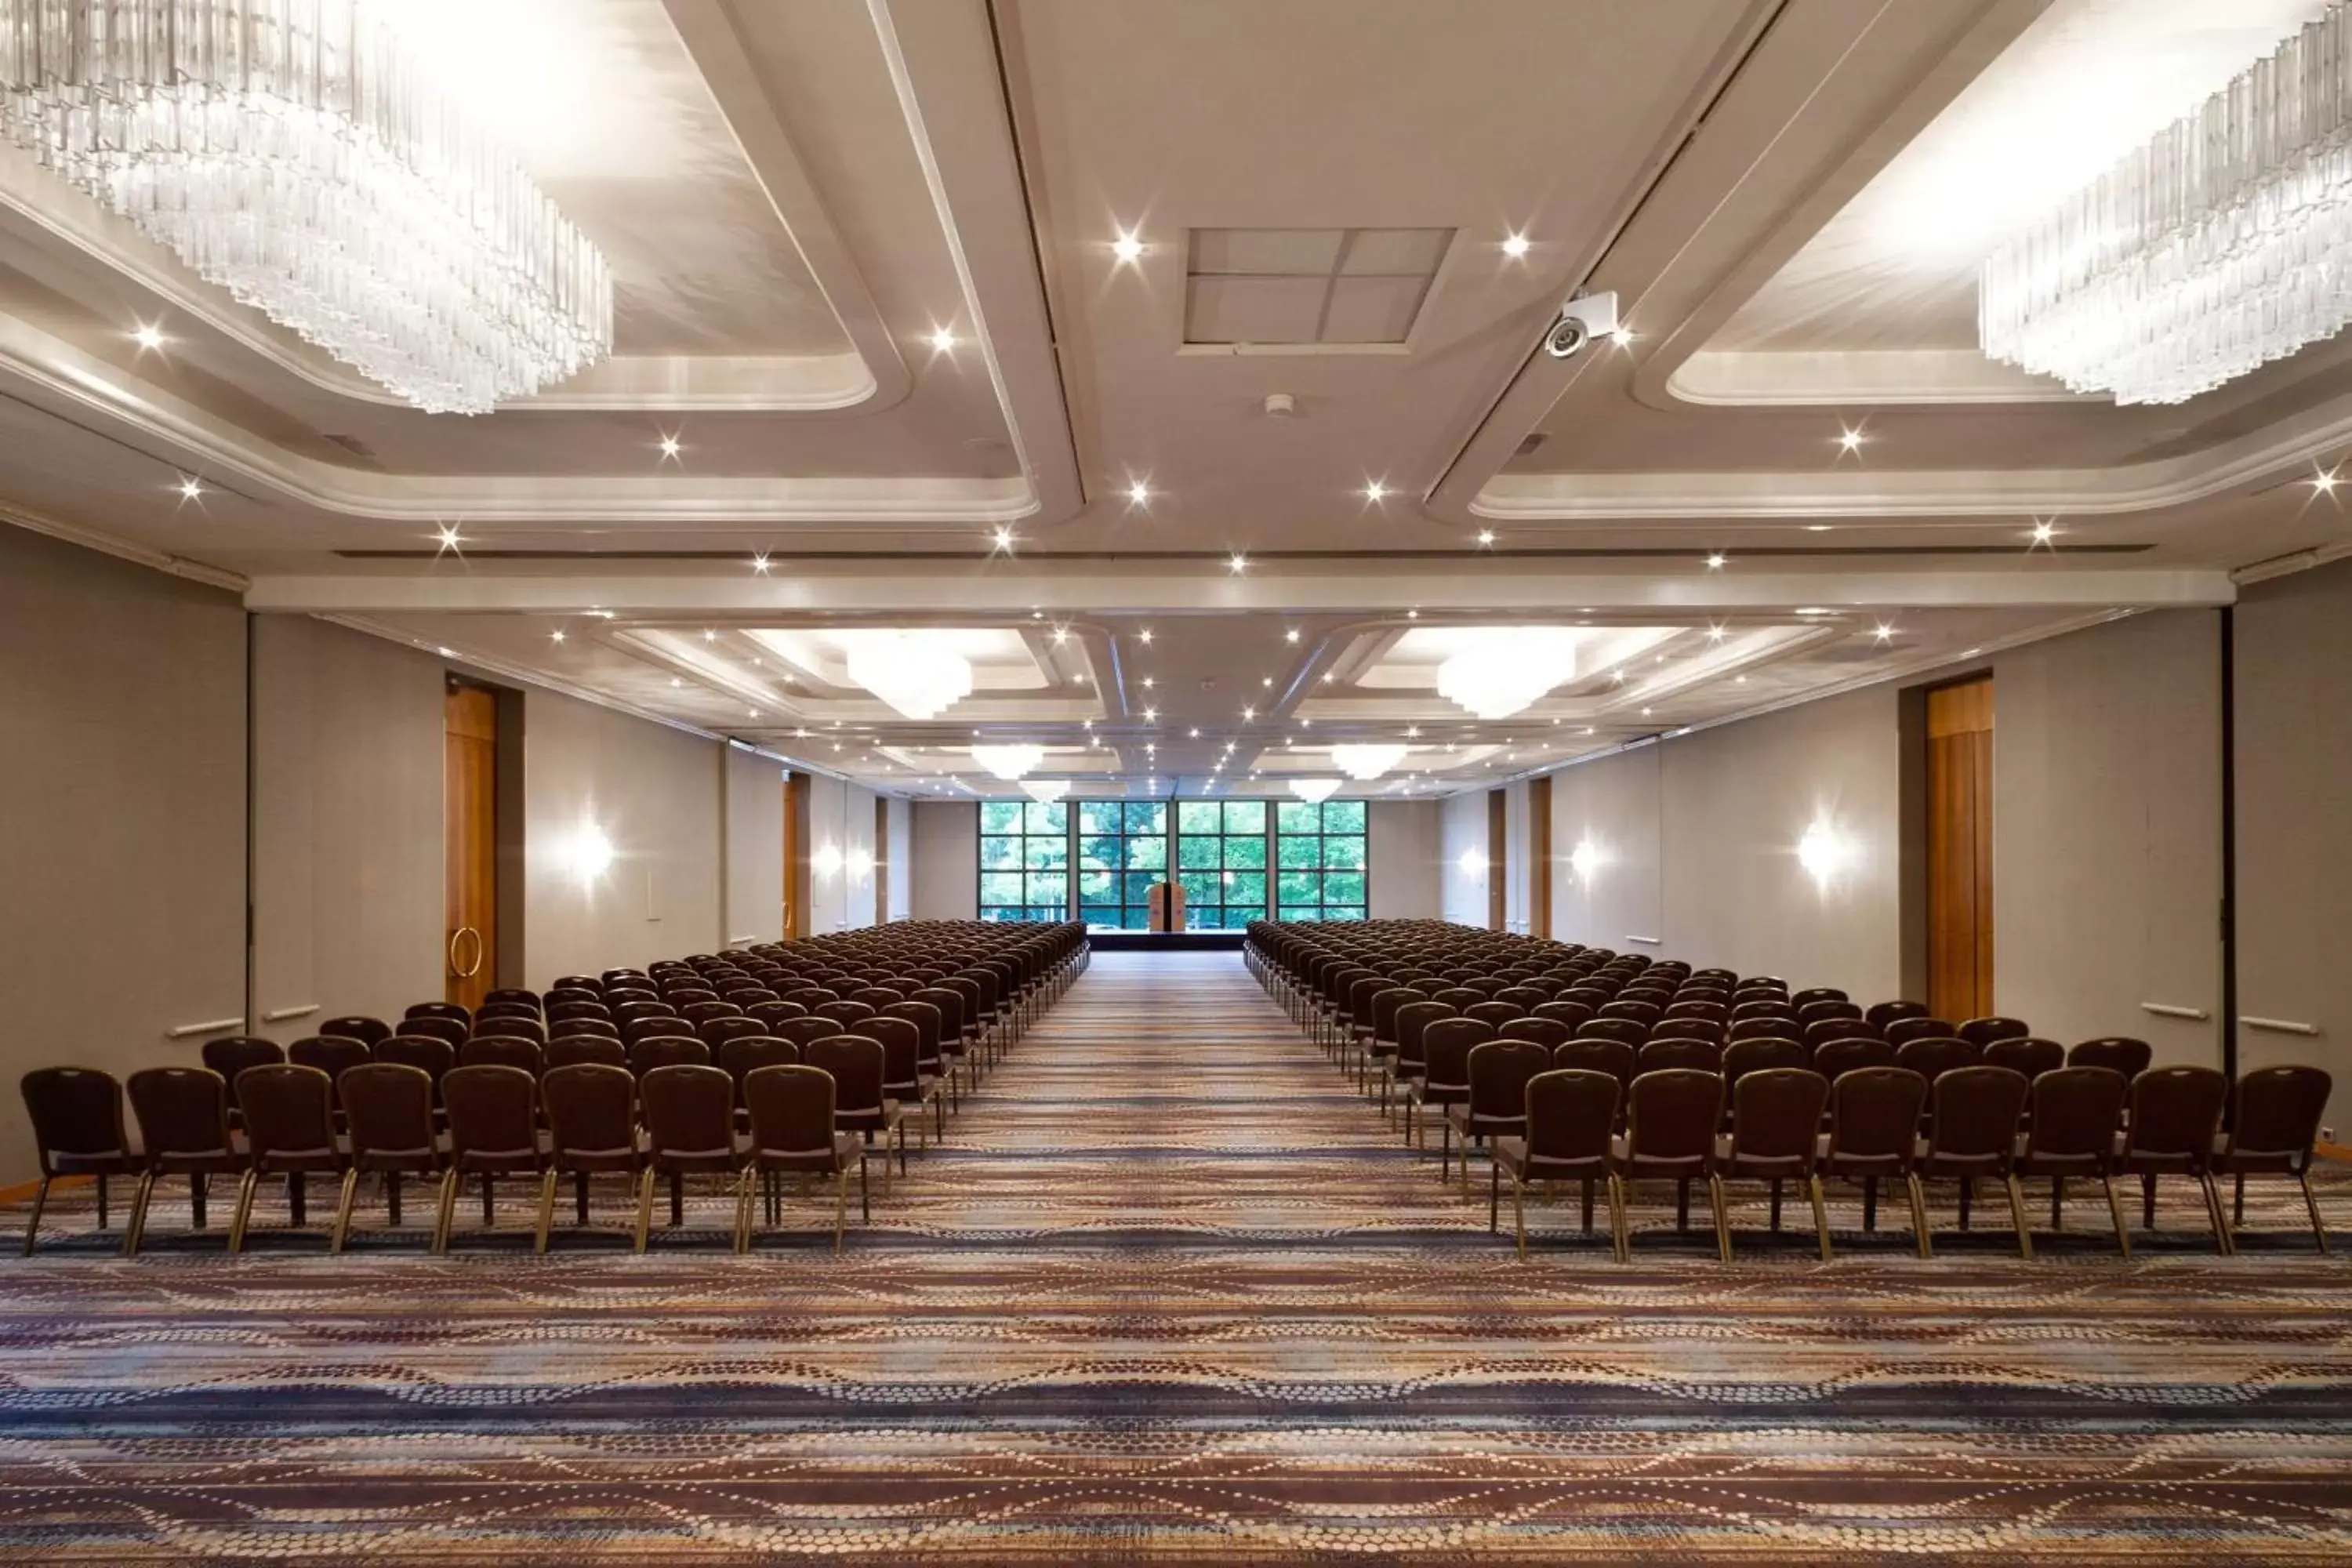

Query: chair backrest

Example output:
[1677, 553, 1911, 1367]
[459, 1036, 542, 1074]
[697, 1015, 766, 1051]
[1927, 1065, 2028, 1158]
[804, 1036, 886, 1116]
[744, 1063, 837, 1155]
[1895, 1036, 1983, 1083]
[476, 1000, 543, 1023]
[201, 1036, 284, 1099]
[287, 1034, 373, 1087]
[1791, 985, 1849, 1009]
[1723, 1036, 1808, 1087]
[1577, 1017, 1648, 1049]
[483, 987, 540, 1009]
[1420, 1018, 1492, 1089]
[1983, 1036, 2064, 1080]
[620, 1017, 694, 1046]
[405, 1001, 469, 1024]
[1625, 1069, 1722, 1161]
[1731, 999, 1796, 1024]
[1523, 1069, 1619, 1162]
[399, 1014, 470, 1049]
[1731, 1067, 1830, 1160]
[1803, 1017, 1879, 1050]
[747, 999, 811, 1030]
[2227, 1065, 2332, 1158]
[1497, 1015, 1570, 1051]
[1392, 1000, 1454, 1069]
[720, 1036, 800, 1092]
[549, 1017, 621, 1042]
[20, 1067, 127, 1163]
[863, 1016, 923, 1087]
[679, 1000, 744, 1025]
[638, 1063, 737, 1156]
[1599, 999, 1661, 1026]
[1551, 1037, 1635, 1096]
[1638, 1037, 1720, 1074]
[1798, 999, 1864, 1025]
[2125, 1065, 2229, 1158]
[442, 1065, 539, 1159]
[880, 1000, 943, 1061]
[1532, 999, 1593, 1031]
[2069, 1036, 2153, 1079]
[1957, 1015, 2030, 1047]
[615, 1000, 675, 1025]
[630, 1037, 710, 1075]
[1465, 1040, 1551, 1120]
[318, 1015, 392, 1047]
[2024, 1066, 2129, 1158]
[537, 1066, 631, 1147]
[1864, 999, 1928, 1032]
[545, 1036, 628, 1070]
[126, 1066, 230, 1157]
[1494, 985, 1549, 1014]
[339, 1062, 437, 1160]
[236, 1064, 337, 1158]
[1884, 1016, 1955, 1049]
[1827, 1066, 1927, 1159]
[1430, 986, 1486, 1012]
[470, 1015, 546, 1044]
[1811, 1036, 1895, 1080]
[1464, 1000, 1523, 1031]
[1729, 1015, 1800, 1044]
[816, 1000, 877, 1028]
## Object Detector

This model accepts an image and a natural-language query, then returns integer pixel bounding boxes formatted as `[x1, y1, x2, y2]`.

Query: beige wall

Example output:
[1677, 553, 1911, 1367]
[911, 800, 980, 920]
[722, 746, 786, 949]
[0, 528, 247, 1177]
[2235, 559, 2352, 1081]
[249, 615, 445, 1036]
[1439, 790, 1488, 926]
[884, 796, 913, 923]
[1367, 799, 1441, 919]
[800, 772, 885, 934]
[523, 689, 724, 983]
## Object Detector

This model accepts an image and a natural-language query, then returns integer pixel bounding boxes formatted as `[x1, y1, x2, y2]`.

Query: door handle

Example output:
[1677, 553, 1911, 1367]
[447, 925, 485, 978]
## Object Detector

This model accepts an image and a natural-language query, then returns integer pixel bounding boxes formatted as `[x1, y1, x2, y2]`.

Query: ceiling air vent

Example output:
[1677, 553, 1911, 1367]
[1184, 227, 1452, 347]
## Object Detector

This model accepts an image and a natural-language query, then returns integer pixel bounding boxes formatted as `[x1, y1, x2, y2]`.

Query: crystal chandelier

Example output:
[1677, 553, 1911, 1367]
[0, 0, 612, 414]
[1981, 4, 2352, 405]
[1018, 779, 1069, 805]
[1436, 628, 1582, 720]
[1288, 777, 1341, 804]
[837, 632, 971, 720]
[1329, 743, 1406, 781]
[970, 743, 1043, 781]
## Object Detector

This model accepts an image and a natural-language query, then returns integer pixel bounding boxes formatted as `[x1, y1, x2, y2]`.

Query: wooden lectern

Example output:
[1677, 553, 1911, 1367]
[1147, 880, 1187, 932]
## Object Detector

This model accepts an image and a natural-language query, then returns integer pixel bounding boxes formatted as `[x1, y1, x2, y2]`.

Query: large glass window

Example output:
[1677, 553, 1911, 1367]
[978, 799, 1069, 922]
[1174, 800, 1269, 931]
[1274, 799, 1369, 921]
[1075, 800, 1169, 931]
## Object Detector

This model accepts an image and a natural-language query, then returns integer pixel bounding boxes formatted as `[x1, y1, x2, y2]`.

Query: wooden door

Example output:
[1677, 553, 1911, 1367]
[782, 773, 808, 940]
[1926, 677, 1994, 1021]
[1486, 789, 1508, 931]
[444, 685, 498, 1009]
[875, 797, 891, 924]
[1528, 776, 1552, 938]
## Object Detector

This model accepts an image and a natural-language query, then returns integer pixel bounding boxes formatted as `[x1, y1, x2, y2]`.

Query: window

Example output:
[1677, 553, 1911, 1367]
[1274, 799, 1369, 921]
[1174, 800, 1269, 931]
[978, 799, 1069, 922]
[1076, 800, 1168, 931]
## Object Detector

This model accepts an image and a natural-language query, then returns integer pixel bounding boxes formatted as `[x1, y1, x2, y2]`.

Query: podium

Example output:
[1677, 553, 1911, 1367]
[1147, 880, 1187, 933]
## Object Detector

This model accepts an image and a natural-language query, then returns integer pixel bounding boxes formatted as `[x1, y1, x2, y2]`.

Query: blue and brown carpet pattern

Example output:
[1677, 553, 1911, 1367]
[2, 951, 2349, 1563]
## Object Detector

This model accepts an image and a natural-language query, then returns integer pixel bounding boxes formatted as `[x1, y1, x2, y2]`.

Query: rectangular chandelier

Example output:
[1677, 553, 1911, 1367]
[1980, 3, 2352, 405]
[0, 0, 612, 414]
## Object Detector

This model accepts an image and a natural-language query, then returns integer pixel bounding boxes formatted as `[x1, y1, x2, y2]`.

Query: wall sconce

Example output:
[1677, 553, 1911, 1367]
[812, 842, 844, 878]
[564, 822, 615, 887]
[1457, 848, 1489, 877]
[1568, 837, 1602, 882]
[1797, 818, 1856, 890]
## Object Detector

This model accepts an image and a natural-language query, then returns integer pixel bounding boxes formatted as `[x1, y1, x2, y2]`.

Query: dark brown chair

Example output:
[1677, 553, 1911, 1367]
[18, 1067, 138, 1253]
[804, 1036, 905, 1195]
[548, 1016, 621, 1041]
[1804, 1017, 1879, 1051]
[1864, 1000, 1929, 1033]
[1885, 1016, 1956, 1050]
[289, 1034, 372, 1091]
[1797, 999, 1864, 1026]
[747, 1000, 811, 1033]
[1385, 1000, 1455, 1120]
[375, 1036, 456, 1092]
[1917, 1065, 2031, 1258]
[123, 1067, 241, 1255]
[720, 1036, 801, 1101]
[1721, 1068, 1831, 1259]
[399, 1014, 470, 1051]
[2015, 1066, 2130, 1254]
[460, 1036, 543, 1074]
[1984, 1036, 2065, 1081]
[436, 1065, 544, 1252]
[1811, 1036, 1895, 1082]
[1552, 1038, 1637, 1106]
[1531, 999, 1593, 1033]
[1791, 986, 1848, 1009]
[227, 1064, 343, 1250]
[866, 1015, 941, 1156]
[630, 1037, 710, 1076]
[743, 1064, 866, 1250]
[1498, 1016, 1571, 1051]
[1820, 1066, 1929, 1250]
[537, 1063, 641, 1252]
[1895, 1036, 1983, 1087]
[1614, 1069, 1727, 1259]
[2214, 1065, 2332, 1252]
[1729, 1014, 1800, 1043]
[201, 1036, 283, 1125]
[483, 987, 540, 1010]
[318, 1015, 392, 1047]
[815, 1000, 877, 1029]
[1577, 1017, 1648, 1050]
[2120, 1065, 2230, 1252]
[470, 1015, 546, 1045]
[405, 1001, 470, 1025]
[615, 1000, 677, 1026]
[1723, 1037, 1808, 1092]
[1638, 1038, 1720, 1074]
[1958, 1016, 2031, 1048]
[1448, 1040, 1552, 1203]
[621, 1016, 695, 1047]
[2069, 1037, 2154, 1079]
[635, 1064, 749, 1251]
[546, 1036, 628, 1070]
[1493, 1069, 1623, 1258]
[1406, 1018, 1490, 1160]
[332, 1062, 442, 1248]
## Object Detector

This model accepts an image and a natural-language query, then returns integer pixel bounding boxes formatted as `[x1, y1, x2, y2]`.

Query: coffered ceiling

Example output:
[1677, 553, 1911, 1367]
[5, 0, 2343, 798]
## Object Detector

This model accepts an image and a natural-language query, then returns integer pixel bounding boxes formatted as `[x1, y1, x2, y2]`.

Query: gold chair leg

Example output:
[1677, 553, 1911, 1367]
[2005, 1174, 2032, 1261]
[431, 1170, 459, 1255]
[2101, 1174, 2131, 1259]
[834, 1168, 848, 1254]
[2301, 1173, 2331, 1255]
[1607, 1174, 1630, 1262]
[122, 1173, 155, 1258]
[1907, 1174, 1930, 1259]
[227, 1169, 260, 1254]
[633, 1167, 657, 1253]
[2198, 1174, 2233, 1255]
[329, 1169, 359, 1254]
[20, 1177, 49, 1256]
[535, 1170, 560, 1255]
[1809, 1174, 1832, 1262]
[731, 1167, 754, 1254]
[1707, 1173, 1732, 1263]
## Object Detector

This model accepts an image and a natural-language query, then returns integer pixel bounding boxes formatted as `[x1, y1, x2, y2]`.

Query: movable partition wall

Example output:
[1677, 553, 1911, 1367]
[978, 798, 1369, 931]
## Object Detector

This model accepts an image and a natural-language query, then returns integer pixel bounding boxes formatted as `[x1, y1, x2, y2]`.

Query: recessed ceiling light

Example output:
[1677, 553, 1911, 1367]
[1142, 677, 1156, 688]
[1735, 675, 1748, 684]
[1582, 726, 1595, 735]
[1126, 479, 1151, 506]
[1110, 230, 1145, 264]
[702, 630, 717, 642]
[1189, 728, 1200, 737]
[1363, 478, 1388, 503]
[1476, 530, 1495, 546]
[750, 553, 771, 574]
[1705, 552, 1727, 569]
[132, 322, 166, 351]
[670, 677, 683, 688]
[1873, 622, 1896, 643]
[1285, 628, 1300, 643]
[928, 327, 956, 353]
[1608, 327, 1636, 348]
[1406, 609, 1418, 619]
[549, 629, 566, 644]
[992, 526, 1016, 553]
[1707, 623, 1727, 642]
[1138, 629, 1154, 644]
[1241, 706, 1255, 720]
[1500, 232, 1530, 259]
[2310, 466, 2341, 494]
[2030, 519, 2058, 544]
[1143, 706, 1158, 722]
[658, 433, 681, 459]
[1260, 676, 1272, 688]
[1229, 553, 1248, 573]
[1807, 524, 1833, 532]
[177, 476, 205, 501]
[1836, 425, 1866, 452]
[433, 522, 463, 551]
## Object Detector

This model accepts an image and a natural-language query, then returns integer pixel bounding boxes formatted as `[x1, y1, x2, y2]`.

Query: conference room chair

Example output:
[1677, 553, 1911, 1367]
[1805, 1017, 1878, 1051]
[1616, 1068, 1728, 1258]
[1820, 1065, 1929, 1250]
[1385, 1000, 1454, 1122]
[1885, 1016, 1956, 1050]
[546, 1036, 628, 1071]
[2069, 1037, 2154, 1079]
[1984, 1037, 2065, 1081]
[1407, 1018, 1489, 1162]
[1915, 1065, 2031, 1258]
[632, 1062, 749, 1252]
[619, 1017, 693, 1048]
[2013, 1065, 2131, 1254]
[743, 1064, 865, 1247]
[1719, 1067, 1832, 1259]
[122, 1067, 242, 1255]
[1895, 1037, 1983, 1094]
[1637, 1038, 1720, 1075]
[227, 1064, 343, 1251]
[470, 1015, 546, 1045]
[1731, 999, 1795, 1025]
[1498, 1016, 1571, 1051]
[1958, 1016, 2031, 1048]
[483, 988, 540, 1010]
[400, 1014, 470, 1051]
[697, 1015, 766, 1052]
[1722, 1037, 1808, 1100]
[1552, 1037, 1636, 1109]
[18, 1066, 138, 1253]
[1656, 1015, 1726, 1047]
[1798, 1000, 1864, 1028]
[435, 1065, 544, 1253]
[548, 1016, 620, 1041]
[459, 1037, 542, 1074]
[332, 1062, 443, 1248]
[318, 1015, 392, 1047]
[867, 1016, 942, 1152]
[289, 1034, 371, 1085]
[1791, 986, 1848, 1009]
[201, 1036, 282, 1127]
[537, 1062, 641, 1252]
[1864, 1000, 1929, 1033]
[376, 1033, 456, 1093]
[804, 1036, 905, 1187]
[1493, 1068, 1622, 1258]
[1811, 1036, 1896, 1088]
[615, 1000, 676, 1027]
[477, 1000, 543, 1025]
[1530, 999, 1594, 1033]
[2212, 1065, 2332, 1251]
[2120, 1065, 2232, 1251]
[1449, 1039, 1550, 1202]
[405, 1002, 470, 1025]
[630, 1038, 710, 1076]
[747, 1000, 811, 1032]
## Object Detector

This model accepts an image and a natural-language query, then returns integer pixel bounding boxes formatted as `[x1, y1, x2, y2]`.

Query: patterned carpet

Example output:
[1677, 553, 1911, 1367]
[2, 951, 2349, 1565]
